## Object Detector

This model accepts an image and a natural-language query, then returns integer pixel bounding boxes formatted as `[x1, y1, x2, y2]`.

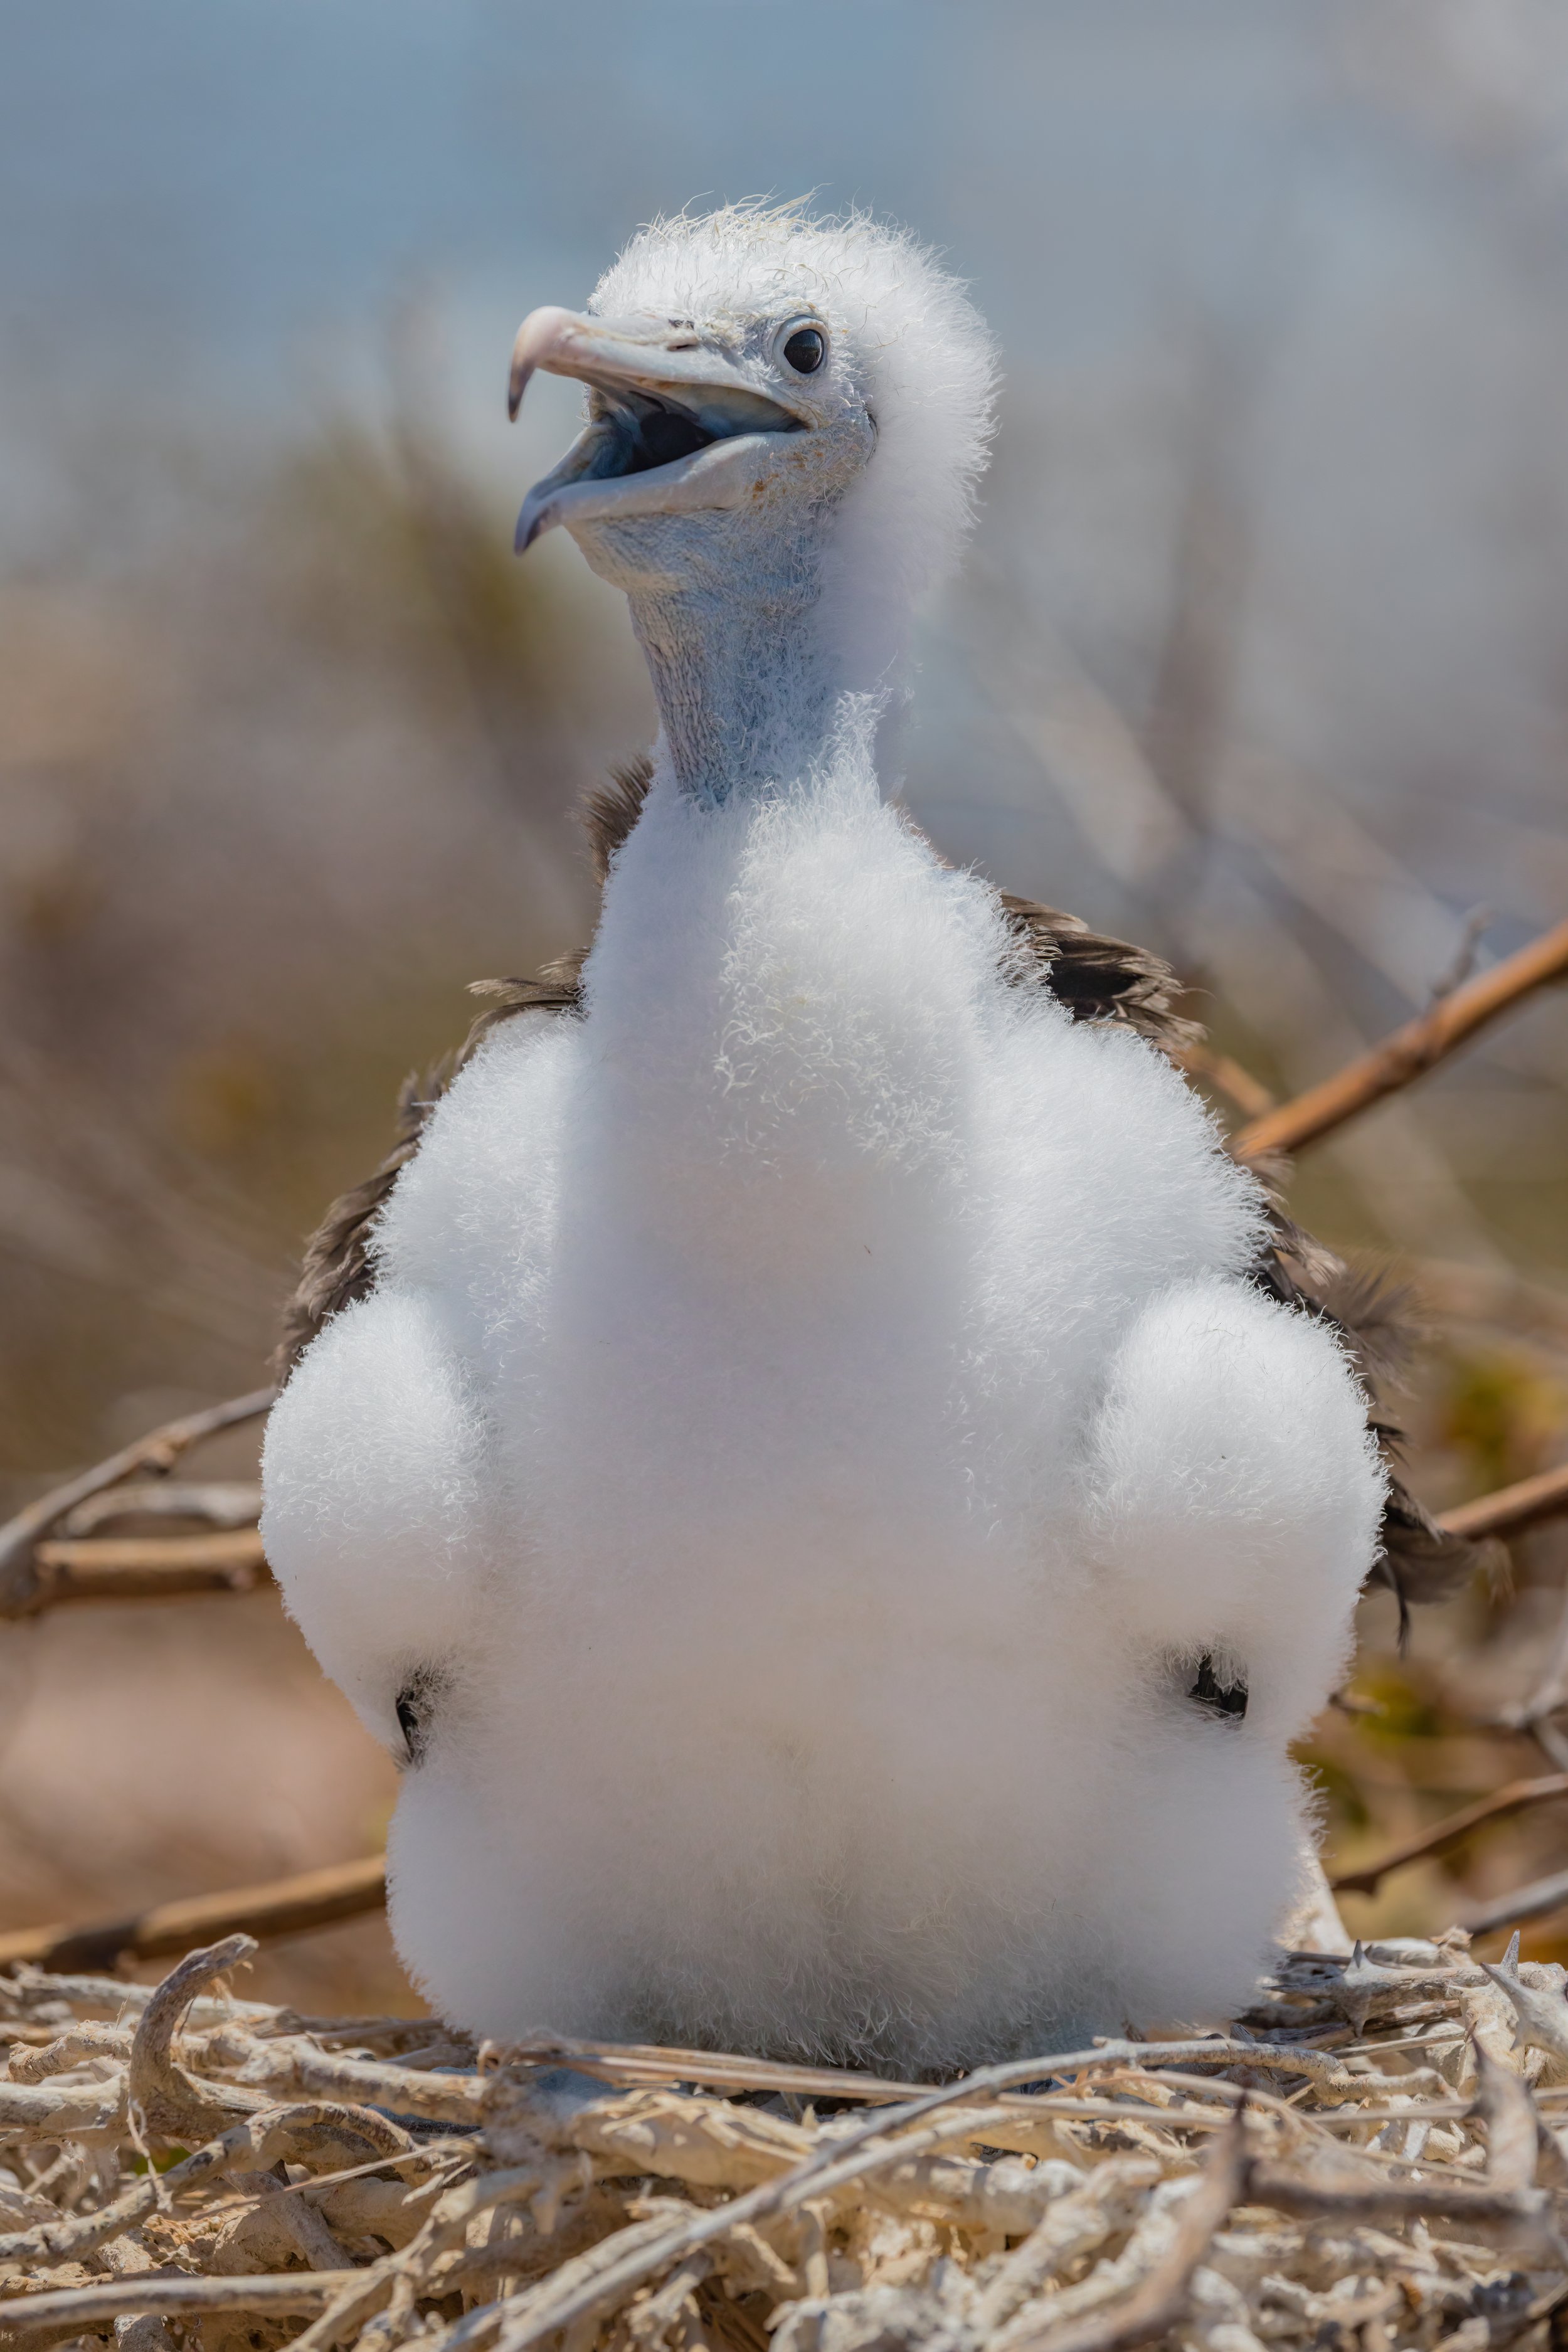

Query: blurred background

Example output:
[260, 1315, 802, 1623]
[1, 0, 1565, 2013]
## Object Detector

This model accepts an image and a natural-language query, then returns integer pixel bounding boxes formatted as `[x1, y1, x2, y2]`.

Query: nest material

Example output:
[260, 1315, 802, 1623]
[4, 1934, 1568, 2349]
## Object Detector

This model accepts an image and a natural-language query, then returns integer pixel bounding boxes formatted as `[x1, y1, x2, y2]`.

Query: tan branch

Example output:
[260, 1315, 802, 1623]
[1172, 1043, 1276, 1122]
[0, 1856, 386, 1974]
[0, 2266, 362, 2348]
[126, 1936, 268, 2144]
[0, 1933, 1550, 2352]
[1231, 916, 1568, 1161]
[1439, 1460, 1568, 1544]
[1330, 1772, 1568, 1898]
[1462, 1864, 1568, 1939]
[24, 1528, 269, 1610]
[59, 1480, 263, 1537]
[0, 1387, 273, 1616]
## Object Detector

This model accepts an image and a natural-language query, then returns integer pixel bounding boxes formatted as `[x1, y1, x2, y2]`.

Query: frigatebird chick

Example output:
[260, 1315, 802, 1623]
[262, 204, 1384, 2072]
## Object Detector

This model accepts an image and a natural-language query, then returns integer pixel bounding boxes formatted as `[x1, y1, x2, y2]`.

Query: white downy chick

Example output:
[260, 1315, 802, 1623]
[261, 203, 1385, 2072]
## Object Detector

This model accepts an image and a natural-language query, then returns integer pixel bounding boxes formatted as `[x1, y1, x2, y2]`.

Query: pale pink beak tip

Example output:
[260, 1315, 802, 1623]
[507, 305, 578, 422]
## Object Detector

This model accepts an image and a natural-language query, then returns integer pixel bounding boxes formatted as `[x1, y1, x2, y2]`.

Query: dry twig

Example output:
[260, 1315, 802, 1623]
[1332, 1772, 1568, 1898]
[26, 1529, 270, 1609]
[1232, 914, 1568, 1160]
[0, 1389, 273, 1617]
[0, 1937, 1561, 2352]
[0, 1860, 387, 1974]
[1440, 1462, 1568, 1545]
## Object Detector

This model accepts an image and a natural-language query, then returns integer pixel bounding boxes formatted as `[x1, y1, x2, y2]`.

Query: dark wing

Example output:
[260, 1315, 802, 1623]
[997, 900, 1478, 1616]
[997, 893, 1202, 1055]
[1244, 1205, 1481, 1622]
[581, 754, 655, 884]
[275, 760, 659, 1377]
[273, 957, 585, 1377]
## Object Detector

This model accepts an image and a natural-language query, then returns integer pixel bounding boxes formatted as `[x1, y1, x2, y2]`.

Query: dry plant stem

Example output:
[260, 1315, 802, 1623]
[464, 2072, 1089, 2352]
[425, 2217, 694, 2352]
[0, 2106, 415, 2267]
[470, 2063, 1285, 2352]
[206, 2025, 486, 2127]
[0, 1969, 275, 2024]
[0, 1857, 387, 1973]
[126, 1935, 272, 2146]
[1002, 2112, 1249, 2352]
[1172, 1044, 1276, 1121]
[977, 2158, 1163, 2335]
[6, 1941, 1566, 2352]
[1464, 1865, 1568, 1937]
[0, 2080, 120, 2143]
[0, 2267, 363, 2347]
[8, 2023, 132, 2083]
[27, 1528, 270, 1608]
[1440, 1461, 1568, 1544]
[1248, 2047, 1549, 2232]
[1331, 1772, 1568, 1897]
[60, 1481, 263, 1537]
[0, 1386, 274, 1616]
[502, 2031, 1360, 2103]
[497, 2035, 933, 2107]
[1232, 914, 1568, 1160]
[284, 2158, 579, 2352]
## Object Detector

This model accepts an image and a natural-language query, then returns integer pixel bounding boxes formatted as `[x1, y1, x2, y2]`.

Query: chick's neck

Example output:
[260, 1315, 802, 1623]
[588, 507, 845, 806]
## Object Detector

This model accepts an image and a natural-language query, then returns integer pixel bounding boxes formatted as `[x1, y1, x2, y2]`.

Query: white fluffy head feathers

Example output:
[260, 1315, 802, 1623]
[592, 202, 998, 613]
[509, 201, 998, 695]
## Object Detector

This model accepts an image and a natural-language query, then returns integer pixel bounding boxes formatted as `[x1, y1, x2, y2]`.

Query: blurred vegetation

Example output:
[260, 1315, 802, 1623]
[0, 0, 1565, 2010]
[0, 408, 652, 1481]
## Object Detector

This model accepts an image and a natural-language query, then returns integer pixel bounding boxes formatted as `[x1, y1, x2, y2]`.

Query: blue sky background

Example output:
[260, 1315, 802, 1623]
[0, 3, 1387, 444]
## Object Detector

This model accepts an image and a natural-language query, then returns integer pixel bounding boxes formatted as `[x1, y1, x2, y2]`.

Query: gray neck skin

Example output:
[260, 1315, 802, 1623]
[576, 513, 840, 805]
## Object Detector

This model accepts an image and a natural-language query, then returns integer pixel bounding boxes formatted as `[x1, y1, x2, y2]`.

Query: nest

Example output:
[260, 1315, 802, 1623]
[4, 1932, 1568, 2351]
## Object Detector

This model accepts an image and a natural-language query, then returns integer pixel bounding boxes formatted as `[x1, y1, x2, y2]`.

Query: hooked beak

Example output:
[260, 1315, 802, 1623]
[506, 307, 807, 553]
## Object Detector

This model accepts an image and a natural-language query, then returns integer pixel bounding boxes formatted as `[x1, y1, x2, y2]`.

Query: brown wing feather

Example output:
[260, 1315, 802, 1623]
[273, 953, 586, 1376]
[997, 893, 1202, 1054]
[1244, 1204, 1480, 1619]
[581, 754, 655, 886]
[278, 755, 1478, 1614]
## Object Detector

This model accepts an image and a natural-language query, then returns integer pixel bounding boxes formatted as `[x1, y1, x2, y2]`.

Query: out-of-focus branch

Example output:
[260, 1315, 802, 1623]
[1172, 1042, 1277, 1121]
[0, 1387, 273, 1617]
[1480, 1473, 1568, 1765]
[1331, 1772, 1568, 1898]
[25, 1528, 269, 1610]
[60, 1480, 262, 1537]
[0, 1856, 387, 1974]
[1439, 1462, 1568, 1544]
[1414, 1258, 1568, 1359]
[1462, 1865, 1568, 1939]
[1232, 918, 1568, 1162]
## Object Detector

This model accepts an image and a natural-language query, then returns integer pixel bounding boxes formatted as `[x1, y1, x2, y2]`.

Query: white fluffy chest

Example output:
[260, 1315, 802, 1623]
[376, 763, 1259, 1621]
[261, 758, 1372, 2065]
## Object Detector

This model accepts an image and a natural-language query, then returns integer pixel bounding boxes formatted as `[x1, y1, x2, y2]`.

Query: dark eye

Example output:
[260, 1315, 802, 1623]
[783, 326, 825, 375]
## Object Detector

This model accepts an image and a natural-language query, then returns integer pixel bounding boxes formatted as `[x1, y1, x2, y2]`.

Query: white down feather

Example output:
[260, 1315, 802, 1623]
[262, 206, 1385, 2070]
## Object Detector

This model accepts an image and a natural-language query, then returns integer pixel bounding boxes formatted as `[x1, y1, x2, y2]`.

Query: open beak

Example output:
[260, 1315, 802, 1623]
[507, 307, 806, 553]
